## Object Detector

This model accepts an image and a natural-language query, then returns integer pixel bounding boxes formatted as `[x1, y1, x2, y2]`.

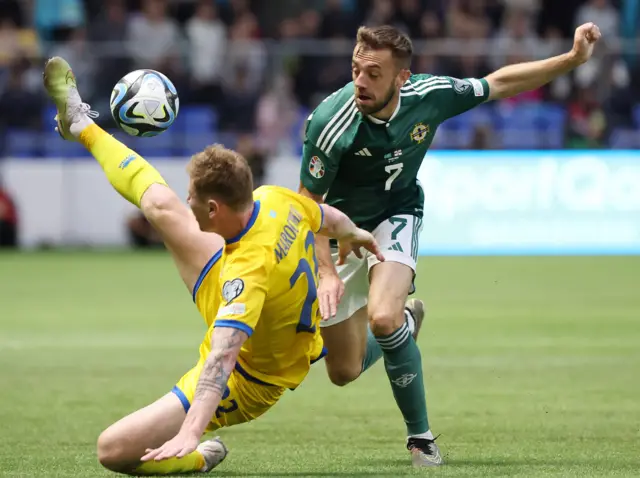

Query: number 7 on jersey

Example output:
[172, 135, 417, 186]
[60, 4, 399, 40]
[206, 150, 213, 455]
[384, 163, 403, 191]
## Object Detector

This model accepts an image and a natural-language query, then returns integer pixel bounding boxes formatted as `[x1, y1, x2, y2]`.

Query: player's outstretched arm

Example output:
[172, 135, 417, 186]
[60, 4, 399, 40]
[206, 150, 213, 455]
[319, 204, 385, 266]
[299, 185, 344, 319]
[485, 22, 601, 101]
[78, 125, 223, 292]
[141, 326, 248, 462]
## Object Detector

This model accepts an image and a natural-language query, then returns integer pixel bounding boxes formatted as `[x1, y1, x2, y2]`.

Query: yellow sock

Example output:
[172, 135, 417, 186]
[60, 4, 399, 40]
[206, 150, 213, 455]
[79, 124, 167, 207]
[133, 451, 206, 475]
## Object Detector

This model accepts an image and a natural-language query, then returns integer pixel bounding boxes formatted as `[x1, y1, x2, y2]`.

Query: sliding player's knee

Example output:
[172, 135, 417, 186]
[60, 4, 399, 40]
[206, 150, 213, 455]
[325, 360, 361, 386]
[96, 428, 135, 472]
[368, 308, 404, 337]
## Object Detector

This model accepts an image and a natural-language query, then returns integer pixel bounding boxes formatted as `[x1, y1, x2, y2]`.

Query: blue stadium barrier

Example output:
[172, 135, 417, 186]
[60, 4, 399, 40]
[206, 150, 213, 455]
[416, 150, 640, 255]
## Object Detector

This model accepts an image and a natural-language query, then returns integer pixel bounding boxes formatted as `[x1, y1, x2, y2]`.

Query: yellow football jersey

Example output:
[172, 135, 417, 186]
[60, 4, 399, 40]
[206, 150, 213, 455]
[192, 185, 325, 389]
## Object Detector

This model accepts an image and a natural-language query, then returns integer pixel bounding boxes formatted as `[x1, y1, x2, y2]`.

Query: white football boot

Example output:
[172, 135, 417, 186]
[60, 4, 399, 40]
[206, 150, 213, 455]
[42, 56, 97, 140]
[197, 437, 228, 472]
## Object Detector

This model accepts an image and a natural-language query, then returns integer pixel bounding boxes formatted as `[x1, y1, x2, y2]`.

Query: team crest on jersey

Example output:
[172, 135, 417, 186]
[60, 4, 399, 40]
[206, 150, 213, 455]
[222, 279, 245, 304]
[452, 78, 472, 94]
[410, 123, 430, 143]
[309, 156, 325, 178]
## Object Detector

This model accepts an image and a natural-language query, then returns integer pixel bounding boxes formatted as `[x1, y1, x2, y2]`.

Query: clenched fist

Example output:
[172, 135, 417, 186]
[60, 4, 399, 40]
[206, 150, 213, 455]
[571, 22, 602, 65]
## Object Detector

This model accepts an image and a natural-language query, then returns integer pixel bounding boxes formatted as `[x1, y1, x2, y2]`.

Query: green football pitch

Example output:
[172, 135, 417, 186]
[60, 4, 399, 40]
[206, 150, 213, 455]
[0, 252, 638, 477]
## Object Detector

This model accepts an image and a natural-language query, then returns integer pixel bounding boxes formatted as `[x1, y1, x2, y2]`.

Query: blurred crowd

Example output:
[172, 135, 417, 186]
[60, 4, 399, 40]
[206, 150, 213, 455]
[1, 0, 640, 155]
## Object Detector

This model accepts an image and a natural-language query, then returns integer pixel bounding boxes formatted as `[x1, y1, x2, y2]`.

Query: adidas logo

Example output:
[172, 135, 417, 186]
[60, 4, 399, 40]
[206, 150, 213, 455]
[389, 242, 404, 252]
[355, 148, 372, 157]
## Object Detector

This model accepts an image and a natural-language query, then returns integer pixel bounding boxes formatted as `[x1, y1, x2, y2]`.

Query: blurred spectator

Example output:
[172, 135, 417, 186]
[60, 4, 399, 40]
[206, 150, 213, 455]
[320, 0, 357, 38]
[219, 0, 255, 28]
[419, 10, 443, 39]
[224, 13, 266, 95]
[219, 66, 260, 133]
[126, 0, 182, 72]
[491, 8, 540, 70]
[364, 0, 401, 30]
[0, 18, 39, 70]
[88, 0, 131, 118]
[186, 0, 226, 104]
[446, 0, 491, 39]
[50, 28, 96, 101]
[33, 0, 85, 44]
[0, 57, 43, 130]
[397, 0, 422, 37]
[127, 212, 162, 249]
[567, 86, 607, 148]
[0, 0, 23, 26]
[256, 74, 299, 155]
[0, 177, 18, 248]
[236, 134, 266, 187]
[539, 26, 573, 101]
[575, 0, 620, 39]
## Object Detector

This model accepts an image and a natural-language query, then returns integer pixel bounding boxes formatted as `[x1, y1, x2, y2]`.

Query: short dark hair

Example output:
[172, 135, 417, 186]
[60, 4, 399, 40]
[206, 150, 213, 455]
[356, 25, 413, 69]
[187, 144, 254, 211]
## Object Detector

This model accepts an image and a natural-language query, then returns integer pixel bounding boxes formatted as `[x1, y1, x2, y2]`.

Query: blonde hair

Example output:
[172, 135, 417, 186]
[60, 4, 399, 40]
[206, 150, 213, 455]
[186, 144, 254, 211]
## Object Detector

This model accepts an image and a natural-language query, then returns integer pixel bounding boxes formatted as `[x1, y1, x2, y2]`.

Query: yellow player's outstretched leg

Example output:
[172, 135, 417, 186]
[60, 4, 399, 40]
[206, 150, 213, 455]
[43, 56, 167, 208]
[97, 393, 226, 475]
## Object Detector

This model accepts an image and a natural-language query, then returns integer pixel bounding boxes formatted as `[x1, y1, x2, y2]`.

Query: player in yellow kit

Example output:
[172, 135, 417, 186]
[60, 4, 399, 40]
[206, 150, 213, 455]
[43, 56, 384, 476]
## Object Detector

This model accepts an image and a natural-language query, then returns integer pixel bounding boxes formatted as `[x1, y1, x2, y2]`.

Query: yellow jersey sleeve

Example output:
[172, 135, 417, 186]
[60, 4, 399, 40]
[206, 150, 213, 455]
[214, 245, 273, 336]
[292, 193, 324, 233]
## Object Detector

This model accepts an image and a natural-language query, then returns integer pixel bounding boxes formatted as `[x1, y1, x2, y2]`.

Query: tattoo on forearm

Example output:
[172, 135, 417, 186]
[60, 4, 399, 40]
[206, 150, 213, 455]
[193, 328, 245, 403]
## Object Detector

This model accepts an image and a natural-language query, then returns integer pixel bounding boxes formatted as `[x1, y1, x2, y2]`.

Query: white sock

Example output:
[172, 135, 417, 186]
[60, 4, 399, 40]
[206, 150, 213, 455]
[409, 430, 434, 440]
[404, 309, 416, 334]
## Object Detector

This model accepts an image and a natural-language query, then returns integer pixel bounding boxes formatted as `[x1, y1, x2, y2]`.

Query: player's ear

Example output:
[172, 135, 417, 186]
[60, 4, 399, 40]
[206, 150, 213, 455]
[208, 199, 218, 218]
[397, 68, 411, 86]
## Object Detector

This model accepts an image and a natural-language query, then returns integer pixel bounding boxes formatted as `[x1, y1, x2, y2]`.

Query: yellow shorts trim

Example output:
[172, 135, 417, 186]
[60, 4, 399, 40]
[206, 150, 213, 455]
[173, 361, 285, 431]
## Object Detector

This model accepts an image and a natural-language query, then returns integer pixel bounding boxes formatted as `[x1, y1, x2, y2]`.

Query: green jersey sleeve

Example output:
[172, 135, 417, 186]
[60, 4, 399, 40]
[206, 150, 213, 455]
[405, 74, 490, 122]
[300, 89, 354, 196]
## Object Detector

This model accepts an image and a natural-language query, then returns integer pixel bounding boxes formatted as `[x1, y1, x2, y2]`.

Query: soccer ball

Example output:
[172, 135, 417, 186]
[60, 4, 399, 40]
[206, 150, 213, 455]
[110, 69, 179, 137]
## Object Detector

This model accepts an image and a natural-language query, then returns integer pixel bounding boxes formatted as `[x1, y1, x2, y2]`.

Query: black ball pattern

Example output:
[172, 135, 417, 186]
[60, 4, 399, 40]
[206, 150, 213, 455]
[110, 70, 179, 137]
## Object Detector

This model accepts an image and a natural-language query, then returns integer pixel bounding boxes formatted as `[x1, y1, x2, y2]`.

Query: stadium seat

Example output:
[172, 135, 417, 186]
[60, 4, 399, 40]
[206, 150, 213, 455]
[609, 128, 640, 149]
[494, 103, 567, 149]
[498, 128, 546, 149]
[181, 132, 220, 156]
[633, 105, 640, 129]
[4, 129, 42, 157]
[178, 106, 218, 133]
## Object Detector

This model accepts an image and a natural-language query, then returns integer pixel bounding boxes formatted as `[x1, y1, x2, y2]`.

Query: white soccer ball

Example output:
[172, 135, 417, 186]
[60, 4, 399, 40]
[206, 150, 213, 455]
[110, 69, 179, 137]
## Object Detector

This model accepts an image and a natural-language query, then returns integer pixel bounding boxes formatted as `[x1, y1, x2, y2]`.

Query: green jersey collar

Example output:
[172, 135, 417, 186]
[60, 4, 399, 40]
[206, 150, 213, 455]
[367, 93, 402, 125]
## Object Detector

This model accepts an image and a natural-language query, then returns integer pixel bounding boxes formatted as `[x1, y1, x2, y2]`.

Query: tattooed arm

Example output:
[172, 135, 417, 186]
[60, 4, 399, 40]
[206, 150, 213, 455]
[140, 327, 248, 462]
[182, 327, 248, 435]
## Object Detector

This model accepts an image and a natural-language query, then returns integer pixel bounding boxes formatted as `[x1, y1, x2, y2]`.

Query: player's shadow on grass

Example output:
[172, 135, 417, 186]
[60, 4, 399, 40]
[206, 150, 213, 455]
[216, 473, 396, 477]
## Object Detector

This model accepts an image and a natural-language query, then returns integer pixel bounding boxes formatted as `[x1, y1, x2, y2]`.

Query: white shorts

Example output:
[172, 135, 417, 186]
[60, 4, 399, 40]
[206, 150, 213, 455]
[321, 215, 423, 328]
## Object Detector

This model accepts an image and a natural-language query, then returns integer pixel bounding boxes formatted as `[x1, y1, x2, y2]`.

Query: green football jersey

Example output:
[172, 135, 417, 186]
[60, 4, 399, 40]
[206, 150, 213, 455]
[300, 74, 490, 231]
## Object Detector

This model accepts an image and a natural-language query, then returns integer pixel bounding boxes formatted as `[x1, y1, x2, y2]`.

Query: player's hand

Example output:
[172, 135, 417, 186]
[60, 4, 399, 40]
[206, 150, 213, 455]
[337, 228, 385, 266]
[140, 430, 200, 462]
[318, 271, 344, 320]
[571, 23, 601, 65]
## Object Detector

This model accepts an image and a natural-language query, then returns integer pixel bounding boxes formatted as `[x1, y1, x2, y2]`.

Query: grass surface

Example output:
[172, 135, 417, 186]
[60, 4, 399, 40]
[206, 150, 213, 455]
[0, 252, 638, 477]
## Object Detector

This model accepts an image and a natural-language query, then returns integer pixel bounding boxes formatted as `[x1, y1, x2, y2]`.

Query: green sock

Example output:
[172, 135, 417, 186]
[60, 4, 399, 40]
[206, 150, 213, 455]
[361, 326, 383, 372]
[376, 322, 429, 436]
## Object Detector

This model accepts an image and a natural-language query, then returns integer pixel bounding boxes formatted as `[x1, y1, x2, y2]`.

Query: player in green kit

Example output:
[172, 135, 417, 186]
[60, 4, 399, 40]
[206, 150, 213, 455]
[299, 24, 601, 466]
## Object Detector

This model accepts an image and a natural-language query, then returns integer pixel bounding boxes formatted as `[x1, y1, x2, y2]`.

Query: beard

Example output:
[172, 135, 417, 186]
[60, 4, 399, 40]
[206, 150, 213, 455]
[356, 83, 397, 116]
